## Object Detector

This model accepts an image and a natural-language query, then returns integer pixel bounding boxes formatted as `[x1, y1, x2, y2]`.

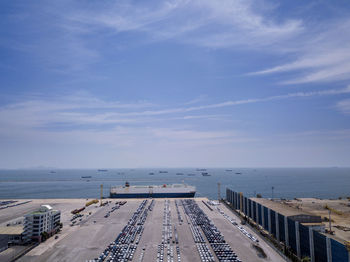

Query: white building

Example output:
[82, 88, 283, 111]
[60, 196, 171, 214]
[23, 205, 61, 242]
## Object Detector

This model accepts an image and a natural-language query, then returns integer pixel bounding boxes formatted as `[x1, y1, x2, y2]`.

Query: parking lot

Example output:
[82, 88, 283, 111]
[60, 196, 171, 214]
[18, 200, 141, 262]
[1, 198, 286, 262]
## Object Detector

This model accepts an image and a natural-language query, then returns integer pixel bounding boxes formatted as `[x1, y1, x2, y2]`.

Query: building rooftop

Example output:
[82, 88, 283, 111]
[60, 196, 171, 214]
[251, 197, 350, 243]
[29, 204, 57, 215]
[41, 205, 53, 211]
[0, 226, 23, 235]
[288, 214, 323, 223]
[251, 197, 313, 217]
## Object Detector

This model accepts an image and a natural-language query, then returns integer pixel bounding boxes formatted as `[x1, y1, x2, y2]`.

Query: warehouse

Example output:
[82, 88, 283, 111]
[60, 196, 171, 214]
[0, 226, 24, 252]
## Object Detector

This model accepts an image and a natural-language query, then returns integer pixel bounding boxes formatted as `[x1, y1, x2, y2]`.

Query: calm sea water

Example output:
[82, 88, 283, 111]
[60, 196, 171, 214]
[0, 168, 349, 200]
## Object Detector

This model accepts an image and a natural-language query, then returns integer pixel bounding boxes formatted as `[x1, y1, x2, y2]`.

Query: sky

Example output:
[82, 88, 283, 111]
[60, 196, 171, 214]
[1, 0, 350, 168]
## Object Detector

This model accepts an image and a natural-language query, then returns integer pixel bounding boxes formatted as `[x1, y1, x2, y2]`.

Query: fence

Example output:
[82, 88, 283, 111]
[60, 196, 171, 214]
[226, 188, 349, 262]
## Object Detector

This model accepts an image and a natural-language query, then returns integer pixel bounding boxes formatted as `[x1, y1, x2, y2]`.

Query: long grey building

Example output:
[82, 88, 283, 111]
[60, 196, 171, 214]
[226, 188, 350, 262]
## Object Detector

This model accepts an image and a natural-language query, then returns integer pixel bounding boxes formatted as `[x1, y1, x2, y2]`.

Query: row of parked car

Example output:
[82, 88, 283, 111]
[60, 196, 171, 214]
[211, 243, 240, 261]
[92, 200, 152, 262]
[70, 213, 84, 226]
[148, 200, 155, 211]
[0, 200, 16, 206]
[157, 244, 165, 262]
[174, 200, 183, 224]
[182, 200, 215, 261]
[0, 200, 31, 210]
[188, 222, 206, 243]
[163, 200, 173, 245]
[104, 201, 127, 218]
[137, 246, 146, 262]
[173, 225, 179, 245]
[182, 199, 242, 262]
[217, 207, 259, 243]
[157, 200, 181, 262]
[175, 245, 181, 262]
[196, 243, 215, 262]
[157, 201, 168, 262]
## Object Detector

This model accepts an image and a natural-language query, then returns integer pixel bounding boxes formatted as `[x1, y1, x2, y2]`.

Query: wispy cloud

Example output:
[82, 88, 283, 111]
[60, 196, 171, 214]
[64, 0, 302, 49]
[0, 87, 349, 132]
[5, 1, 350, 85]
[58, 2, 350, 83]
[277, 129, 350, 141]
[7, 91, 153, 111]
[250, 19, 350, 84]
[3, 0, 303, 73]
[0, 92, 155, 130]
[120, 86, 350, 117]
[336, 99, 350, 115]
[184, 95, 207, 105]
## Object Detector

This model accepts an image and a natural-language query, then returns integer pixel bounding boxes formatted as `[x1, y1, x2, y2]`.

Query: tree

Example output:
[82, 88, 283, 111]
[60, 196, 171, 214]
[41, 231, 49, 242]
[301, 257, 311, 262]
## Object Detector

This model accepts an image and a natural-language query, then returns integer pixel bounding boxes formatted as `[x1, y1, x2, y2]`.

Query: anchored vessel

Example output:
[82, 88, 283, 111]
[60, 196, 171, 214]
[110, 182, 196, 198]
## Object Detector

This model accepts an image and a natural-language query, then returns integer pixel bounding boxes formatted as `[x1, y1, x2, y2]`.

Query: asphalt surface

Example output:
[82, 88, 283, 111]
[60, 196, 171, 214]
[0, 199, 286, 262]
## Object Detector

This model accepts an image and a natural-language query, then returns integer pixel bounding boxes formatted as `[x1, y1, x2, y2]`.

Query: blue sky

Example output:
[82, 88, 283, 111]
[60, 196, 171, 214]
[1, 0, 350, 168]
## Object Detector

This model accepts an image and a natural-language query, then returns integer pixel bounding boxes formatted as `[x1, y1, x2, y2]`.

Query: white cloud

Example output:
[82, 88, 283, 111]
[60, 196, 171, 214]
[58, 1, 349, 84]
[1, 87, 349, 131]
[4, 0, 304, 74]
[122, 86, 350, 116]
[2, 86, 348, 168]
[336, 99, 350, 115]
[184, 95, 207, 105]
[8, 1, 350, 85]
[66, 0, 302, 49]
[251, 19, 350, 84]
[277, 129, 350, 141]
[0, 92, 155, 130]
[61, 2, 350, 84]
[0, 86, 349, 165]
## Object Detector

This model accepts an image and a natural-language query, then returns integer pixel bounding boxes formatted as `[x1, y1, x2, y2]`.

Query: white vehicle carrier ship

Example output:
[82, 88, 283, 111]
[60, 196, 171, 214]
[110, 182, 196, 198]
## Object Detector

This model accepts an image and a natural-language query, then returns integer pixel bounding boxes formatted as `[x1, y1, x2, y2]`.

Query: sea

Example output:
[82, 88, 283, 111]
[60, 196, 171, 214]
[0, 168, 349, 200]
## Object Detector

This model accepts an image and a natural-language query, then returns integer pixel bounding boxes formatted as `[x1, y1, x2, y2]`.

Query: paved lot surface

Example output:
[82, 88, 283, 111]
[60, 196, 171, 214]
[0, 199, 92, 226]
[1, 198, 286, 262]
[18, 200, 140, 262]
[197, 201, 285, 262]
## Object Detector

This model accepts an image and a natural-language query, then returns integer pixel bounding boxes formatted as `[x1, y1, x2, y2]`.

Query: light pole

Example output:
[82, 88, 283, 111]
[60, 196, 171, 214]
[271, 186, 274, 200]
[217, 182, 221, 200]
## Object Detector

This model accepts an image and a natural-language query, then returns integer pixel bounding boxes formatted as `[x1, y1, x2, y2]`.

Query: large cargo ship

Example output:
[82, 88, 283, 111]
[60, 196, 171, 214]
[110, 182, 196, 198]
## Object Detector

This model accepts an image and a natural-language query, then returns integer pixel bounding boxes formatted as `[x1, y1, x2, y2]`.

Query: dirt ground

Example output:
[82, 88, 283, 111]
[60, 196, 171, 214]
[286, 197, 350, 242]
